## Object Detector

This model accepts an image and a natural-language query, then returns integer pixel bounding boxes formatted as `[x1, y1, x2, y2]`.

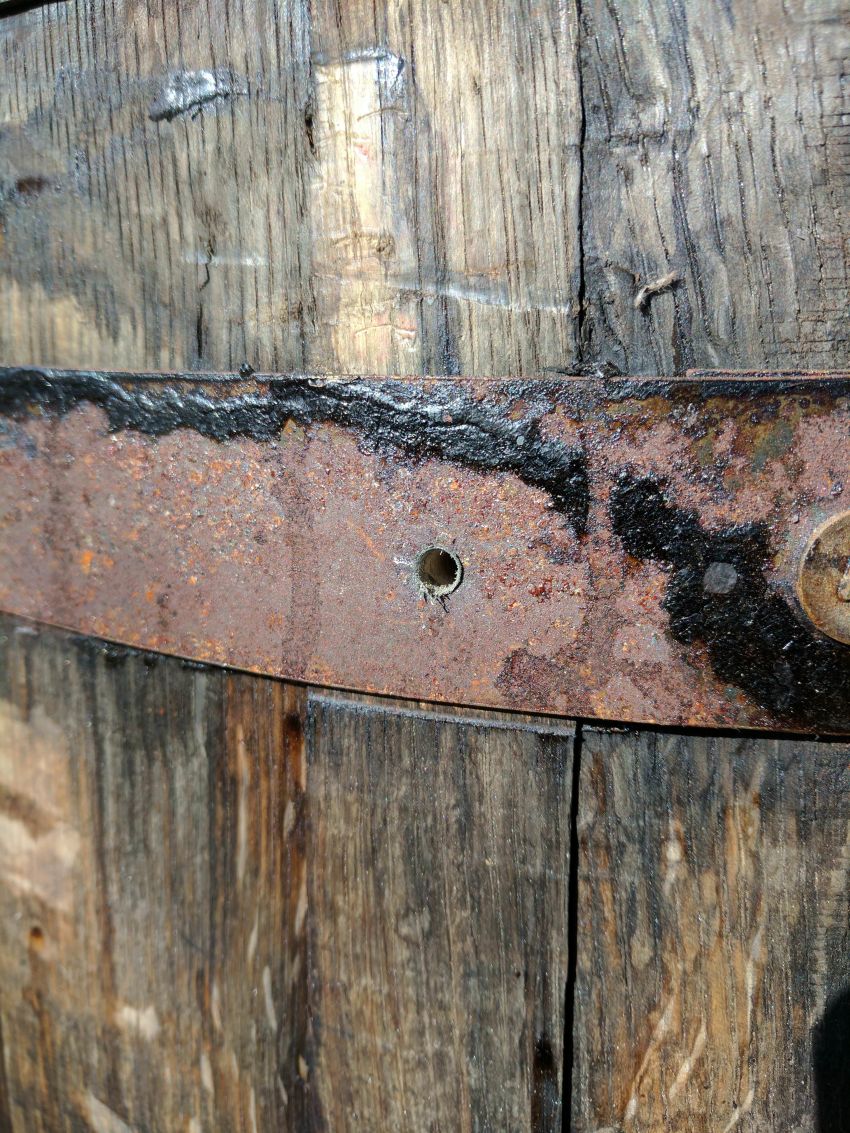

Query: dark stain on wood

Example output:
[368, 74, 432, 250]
[0, 2, 58, 17]
[813, 987, 850, 1133]
[0, 783, 53, 838]
[531, 1033, 560, 1132]
[0, 616, 574, 1129]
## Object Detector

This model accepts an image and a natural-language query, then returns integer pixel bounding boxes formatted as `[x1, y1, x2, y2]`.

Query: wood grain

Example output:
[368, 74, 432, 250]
[0, 0, 581, 377]
[572, 726, 850, 1131]
[4, 0, 846, 377]
[307, 692, 573, 1132]
[0, 613, 310, 1132]
[578, 0, 850, 374]
[0, 618, 575, 1130]
[0, 0, 312, 373]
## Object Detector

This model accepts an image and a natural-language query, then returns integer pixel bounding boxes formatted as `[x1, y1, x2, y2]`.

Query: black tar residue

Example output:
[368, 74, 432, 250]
[0, 367, 589, 532]
[611, 475, 850, 731]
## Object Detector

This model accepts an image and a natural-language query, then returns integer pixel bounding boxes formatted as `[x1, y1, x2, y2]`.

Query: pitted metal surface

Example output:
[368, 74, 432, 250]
[1, 367, 849, 731]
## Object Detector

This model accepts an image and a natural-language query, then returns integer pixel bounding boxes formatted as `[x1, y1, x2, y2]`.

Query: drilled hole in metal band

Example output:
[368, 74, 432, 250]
[415, 546, 464, 599]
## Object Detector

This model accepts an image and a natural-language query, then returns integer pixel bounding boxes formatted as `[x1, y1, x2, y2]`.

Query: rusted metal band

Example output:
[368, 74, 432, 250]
[1, 367, 849, 732]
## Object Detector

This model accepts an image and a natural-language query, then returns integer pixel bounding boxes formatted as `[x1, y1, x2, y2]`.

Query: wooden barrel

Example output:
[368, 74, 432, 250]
[0, 2, 848, 1130]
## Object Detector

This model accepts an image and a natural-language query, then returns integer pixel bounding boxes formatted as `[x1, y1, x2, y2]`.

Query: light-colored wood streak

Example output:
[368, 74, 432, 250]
[1, 0, 850, 1128]
[570, 6, 850, 1126]
[0, 4, 583, 1129]
[0, 0, 581, 376]
[0, 615, 575, 1131]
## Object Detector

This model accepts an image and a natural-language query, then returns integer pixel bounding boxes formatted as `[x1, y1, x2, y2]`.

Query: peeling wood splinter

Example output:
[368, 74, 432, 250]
[633, 271, 682, 312]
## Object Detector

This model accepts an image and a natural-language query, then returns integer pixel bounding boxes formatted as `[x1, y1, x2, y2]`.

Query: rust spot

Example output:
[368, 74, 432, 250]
[611, 475, 850, 731]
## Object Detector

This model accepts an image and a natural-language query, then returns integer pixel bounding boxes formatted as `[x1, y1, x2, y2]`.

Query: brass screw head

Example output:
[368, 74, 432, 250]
[797, 511, 850, 644]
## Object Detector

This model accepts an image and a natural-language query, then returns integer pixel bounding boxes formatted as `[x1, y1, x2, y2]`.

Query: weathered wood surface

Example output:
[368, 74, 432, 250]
[308, 693, 573, 1130]
[1, 4, 581, 1129]
[3, 2, 847, 378]
[572, 727, 850, 1131]
[0, 613, 311, 1132]
[569, 3, 850, 1129]
[579, 0, 850, 375]
[0, 616, 573, 1131]
[0, 0, 581, 377]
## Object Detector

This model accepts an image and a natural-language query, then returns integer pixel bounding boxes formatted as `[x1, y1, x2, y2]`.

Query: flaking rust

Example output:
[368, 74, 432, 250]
[1, 367, 849, 732]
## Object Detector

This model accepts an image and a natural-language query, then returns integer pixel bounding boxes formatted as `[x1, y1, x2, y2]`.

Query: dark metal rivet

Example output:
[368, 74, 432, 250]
[703, 561, 738, 596]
